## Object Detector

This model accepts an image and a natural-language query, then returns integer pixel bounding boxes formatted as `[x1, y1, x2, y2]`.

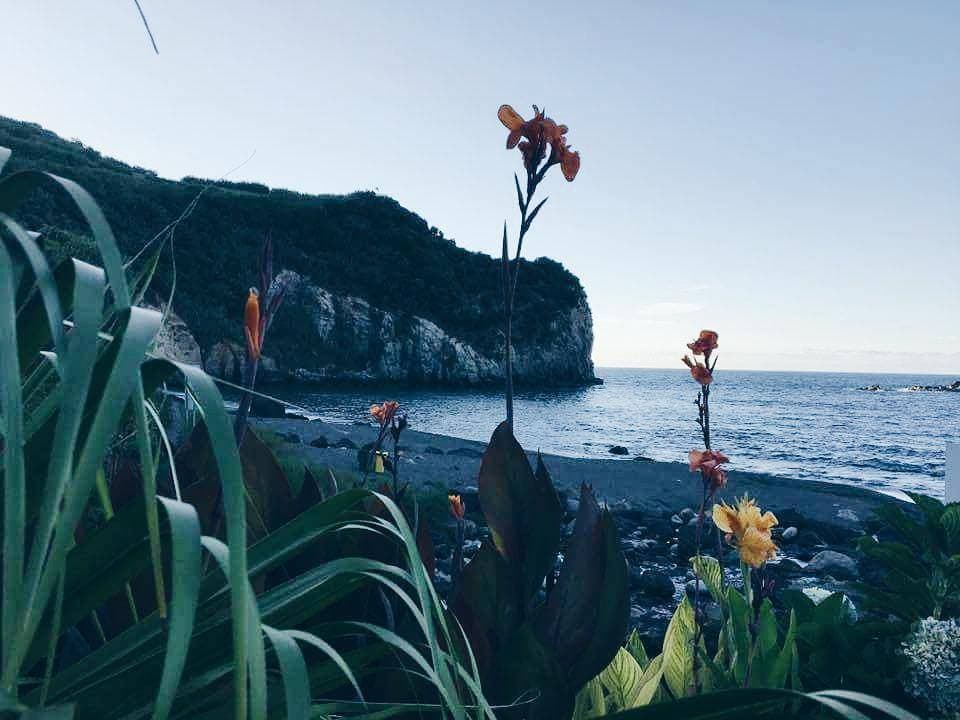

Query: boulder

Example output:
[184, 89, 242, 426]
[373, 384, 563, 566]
[631, 569, 676, 600]
[205, 341, 246, 383]
[150, 305, 202, 365]
[806, 550, 859, 580]
[249, 395, 286, 418]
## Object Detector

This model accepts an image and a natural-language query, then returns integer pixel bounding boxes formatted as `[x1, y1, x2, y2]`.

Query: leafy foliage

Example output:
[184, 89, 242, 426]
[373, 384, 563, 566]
[857, 493, 960, 622]
[451, 422, 629, 719]
[0, 148, 486, 718]
[0, 116, 587, 375]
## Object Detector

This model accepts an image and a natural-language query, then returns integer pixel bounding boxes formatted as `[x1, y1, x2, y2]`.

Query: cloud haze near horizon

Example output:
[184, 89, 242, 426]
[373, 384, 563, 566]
[2, 1, 958, 374]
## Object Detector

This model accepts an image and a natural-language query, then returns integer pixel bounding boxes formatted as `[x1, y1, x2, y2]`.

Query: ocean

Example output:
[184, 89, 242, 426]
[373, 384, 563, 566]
[263, 369, 960, 499]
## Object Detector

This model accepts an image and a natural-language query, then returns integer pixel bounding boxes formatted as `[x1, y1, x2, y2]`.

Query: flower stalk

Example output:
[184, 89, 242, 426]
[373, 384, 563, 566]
[497, 104, 580, 429]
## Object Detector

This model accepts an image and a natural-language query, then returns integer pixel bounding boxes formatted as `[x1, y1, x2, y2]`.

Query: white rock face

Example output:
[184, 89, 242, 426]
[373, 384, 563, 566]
[201, 269, 597, 386]
[150, 305, 202, 365]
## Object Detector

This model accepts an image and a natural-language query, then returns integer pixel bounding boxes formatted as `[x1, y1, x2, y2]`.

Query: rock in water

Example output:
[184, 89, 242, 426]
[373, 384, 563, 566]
[806, 550, 859, 580]
[609, 445, 629, 455]
[249, 395, 286, 418]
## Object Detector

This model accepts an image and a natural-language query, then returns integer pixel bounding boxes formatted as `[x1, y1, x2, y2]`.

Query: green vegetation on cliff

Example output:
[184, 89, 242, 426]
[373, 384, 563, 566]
[0, 116, 587, 363]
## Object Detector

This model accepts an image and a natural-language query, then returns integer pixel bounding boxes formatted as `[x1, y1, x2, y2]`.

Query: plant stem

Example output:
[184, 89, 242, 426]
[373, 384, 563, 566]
[502, 172, 539, 431]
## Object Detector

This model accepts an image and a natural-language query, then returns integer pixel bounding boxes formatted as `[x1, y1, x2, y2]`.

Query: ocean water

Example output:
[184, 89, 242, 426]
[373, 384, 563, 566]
[265, 369, 960, 499]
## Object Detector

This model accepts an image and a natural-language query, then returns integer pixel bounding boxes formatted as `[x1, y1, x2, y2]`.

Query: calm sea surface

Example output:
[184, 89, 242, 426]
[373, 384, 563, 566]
[264, 369, 960, 499]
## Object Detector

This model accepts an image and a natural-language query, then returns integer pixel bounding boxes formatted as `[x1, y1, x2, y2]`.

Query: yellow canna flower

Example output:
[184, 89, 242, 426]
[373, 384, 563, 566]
[712, 496, 777, 540]
[713, 495, 779, 567]
[737, 526, 778, 568]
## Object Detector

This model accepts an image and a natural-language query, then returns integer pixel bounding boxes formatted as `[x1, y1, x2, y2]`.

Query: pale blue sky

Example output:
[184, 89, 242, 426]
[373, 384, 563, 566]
[3, 2, 958, 372]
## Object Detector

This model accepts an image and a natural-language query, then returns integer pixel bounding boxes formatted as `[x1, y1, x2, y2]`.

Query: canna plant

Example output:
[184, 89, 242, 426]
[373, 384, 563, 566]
[451, 422, 629, 719]
[857, 492, 960, 622]
[495, 103, 580, 430]
[0, 147, 489, 719]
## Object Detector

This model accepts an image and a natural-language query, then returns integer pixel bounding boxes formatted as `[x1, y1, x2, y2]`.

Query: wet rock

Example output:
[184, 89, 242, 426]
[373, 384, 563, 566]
[671, 514, 683, 525]
[633, 455, 655, 462]
[679, 508, 696, 523]
[424, 446, 445, 455]
[333, 437, 358, 450]
[565, 497, 581, 515]
[462, 519, 479, 540]
[781, 526, 798, 542]
[807, 550, 859, 580]
[280, 432, 302, 444]
[637, 539, 658, 551]
[309, 436, 329, 449]
[684, 578, 710, 599]
[669, 543, 679, 556]
[631, 569, 676, 600]
[250, 395, 286, 418]
[447, 447, 484, 458]
[609, 445, 630, 456]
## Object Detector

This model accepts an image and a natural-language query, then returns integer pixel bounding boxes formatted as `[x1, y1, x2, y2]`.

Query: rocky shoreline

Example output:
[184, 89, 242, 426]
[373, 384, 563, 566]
[252, 414, 913, 645]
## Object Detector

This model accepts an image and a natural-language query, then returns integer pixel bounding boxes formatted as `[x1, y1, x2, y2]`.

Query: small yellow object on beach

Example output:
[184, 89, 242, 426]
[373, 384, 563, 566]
[374, 452, 385, 474]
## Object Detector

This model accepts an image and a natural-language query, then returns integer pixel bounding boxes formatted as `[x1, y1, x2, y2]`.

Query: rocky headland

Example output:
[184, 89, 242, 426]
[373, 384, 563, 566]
[0, 115, 600, 388]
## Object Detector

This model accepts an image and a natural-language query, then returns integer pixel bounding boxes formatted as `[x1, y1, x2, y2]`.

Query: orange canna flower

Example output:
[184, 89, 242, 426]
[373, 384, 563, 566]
[448, 493, 466, 520]
[687, 330, 719, 357]
[682, 355, 713, 385]
[688, 449, 730, 490]
[499, 103, 579, 180]
[244, 288, 261, 360]
[369, 400, 400, 426]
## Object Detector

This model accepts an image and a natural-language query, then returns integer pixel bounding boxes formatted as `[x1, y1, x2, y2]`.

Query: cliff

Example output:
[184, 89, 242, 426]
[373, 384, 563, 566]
[0, 116, 597, 386]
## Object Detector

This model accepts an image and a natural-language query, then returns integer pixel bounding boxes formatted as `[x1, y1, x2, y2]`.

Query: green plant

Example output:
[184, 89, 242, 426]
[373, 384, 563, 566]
[0, 148, 487, 718]
[599, 688, 920, 719]
[858, 493, 960, 622]
[451, 422, 628, 719]
[779, 588, 908, 702]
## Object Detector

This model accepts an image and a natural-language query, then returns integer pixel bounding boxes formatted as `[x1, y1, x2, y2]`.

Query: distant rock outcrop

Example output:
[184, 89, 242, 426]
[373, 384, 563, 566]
[202, 270, 597, 386]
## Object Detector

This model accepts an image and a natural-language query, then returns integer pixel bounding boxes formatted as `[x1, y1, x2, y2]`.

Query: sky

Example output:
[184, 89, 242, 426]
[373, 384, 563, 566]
[3, 1, 958, 373]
